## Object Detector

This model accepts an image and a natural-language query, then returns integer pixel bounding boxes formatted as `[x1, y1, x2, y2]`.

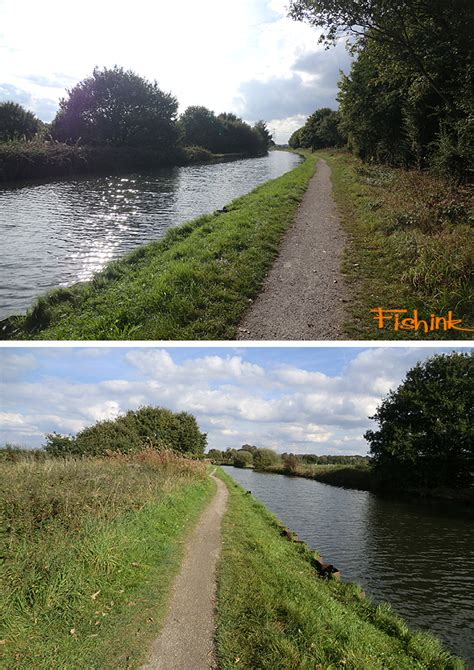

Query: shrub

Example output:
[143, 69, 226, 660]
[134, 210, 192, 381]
[43, 406, 207, 457]
[253, 448, 281, 468]
[233, 450, 253, 468]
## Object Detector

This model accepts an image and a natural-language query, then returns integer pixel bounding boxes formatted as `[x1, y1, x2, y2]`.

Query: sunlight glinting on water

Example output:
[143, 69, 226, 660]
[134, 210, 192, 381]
[0, 152, 302, 318]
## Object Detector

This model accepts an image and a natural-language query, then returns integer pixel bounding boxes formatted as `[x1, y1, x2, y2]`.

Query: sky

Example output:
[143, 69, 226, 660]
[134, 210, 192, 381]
[0, 0, 352, 143]
[0, 346, 464, 454]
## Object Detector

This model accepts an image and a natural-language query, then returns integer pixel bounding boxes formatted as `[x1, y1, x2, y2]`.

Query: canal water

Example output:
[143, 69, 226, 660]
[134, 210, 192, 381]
[0, 151, 301, 319]
[223, 466, 474, 666]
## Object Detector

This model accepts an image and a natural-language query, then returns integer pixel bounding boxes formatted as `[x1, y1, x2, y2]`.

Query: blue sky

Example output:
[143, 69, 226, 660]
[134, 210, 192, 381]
[0, 346, 465, 453]
[0, 0, 352, 143]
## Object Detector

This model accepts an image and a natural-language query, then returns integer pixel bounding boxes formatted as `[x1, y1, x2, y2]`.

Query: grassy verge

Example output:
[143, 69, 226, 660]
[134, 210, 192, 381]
[319, 150, 473, 340]
[1, 450, 214, 669]
[2, 153, 316, 340]
[216, 469, 465, 669]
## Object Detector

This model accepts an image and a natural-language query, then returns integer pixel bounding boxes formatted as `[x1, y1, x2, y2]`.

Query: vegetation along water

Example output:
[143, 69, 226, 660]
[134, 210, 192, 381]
[222, 466, 473, 667]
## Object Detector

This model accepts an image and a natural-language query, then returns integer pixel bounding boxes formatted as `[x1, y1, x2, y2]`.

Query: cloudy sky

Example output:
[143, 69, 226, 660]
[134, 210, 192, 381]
[0, 346, 462, 454]
[0, 0, 352, 143]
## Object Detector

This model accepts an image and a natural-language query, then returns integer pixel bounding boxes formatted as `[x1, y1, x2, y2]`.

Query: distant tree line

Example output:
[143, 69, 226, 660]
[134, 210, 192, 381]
[289, 0, 474, 180]
[0, 66, 273, 157]
[43, 405, 207, 457]
[207, 444, 368, 469]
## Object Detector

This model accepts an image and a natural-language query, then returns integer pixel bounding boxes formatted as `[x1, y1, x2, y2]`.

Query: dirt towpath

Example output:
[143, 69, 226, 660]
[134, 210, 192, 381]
[141, 473, 228, 670]
[237, 158, 347, 340]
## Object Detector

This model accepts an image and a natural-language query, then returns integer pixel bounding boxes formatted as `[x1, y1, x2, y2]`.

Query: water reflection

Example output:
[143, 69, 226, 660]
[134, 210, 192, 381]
[0, 152, 301, 318]
[223, 467, 474, 666]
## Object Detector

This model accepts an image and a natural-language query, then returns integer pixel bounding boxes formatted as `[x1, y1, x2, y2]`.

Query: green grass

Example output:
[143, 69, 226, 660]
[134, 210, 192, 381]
[319, 150, 473, 340]
[216, 469, 464, 670]
[3, 153, 317, 340]
[1, 450, 214, 669]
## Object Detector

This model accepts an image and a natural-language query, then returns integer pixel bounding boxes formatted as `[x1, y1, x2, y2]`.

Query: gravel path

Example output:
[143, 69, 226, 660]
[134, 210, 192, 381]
[141, 474, 228, 670]
[237, 158, 347, 340]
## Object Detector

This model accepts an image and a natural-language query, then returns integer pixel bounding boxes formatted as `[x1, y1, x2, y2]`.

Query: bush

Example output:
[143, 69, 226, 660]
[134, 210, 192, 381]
[43, 406, 207, 457]
[253, 448, 281, 468]
[233, 450, 253, 468]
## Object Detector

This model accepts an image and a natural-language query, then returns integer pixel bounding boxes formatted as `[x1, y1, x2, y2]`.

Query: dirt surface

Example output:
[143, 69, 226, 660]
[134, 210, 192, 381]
[140, 474, 228, 670]
[237, 158, 347, 340]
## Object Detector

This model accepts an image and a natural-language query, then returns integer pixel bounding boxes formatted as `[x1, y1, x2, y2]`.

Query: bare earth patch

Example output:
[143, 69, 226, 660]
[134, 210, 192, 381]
[141, 474, 228, 670]
[237, 158, 347, 340]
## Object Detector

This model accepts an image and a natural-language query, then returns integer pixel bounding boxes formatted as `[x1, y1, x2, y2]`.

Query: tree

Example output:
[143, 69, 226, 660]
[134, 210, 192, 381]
[288, 109, 344, 151]
[253, 120, 274, 150]
[364, 353, 473, 489]
[217, 113, 265, 155]
[233, 450, 253, 468]
[179, 106, 223, 151]
[289, 0, 474, 178]
[50, 66, 179, 148]
[288, 127, 304, 149]
[253, 448, 281, 468]
[0, 102, 40, 141]
[207, 448, 223, 461]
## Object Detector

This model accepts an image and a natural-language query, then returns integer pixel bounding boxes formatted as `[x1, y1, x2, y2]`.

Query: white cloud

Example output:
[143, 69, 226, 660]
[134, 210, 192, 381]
[0, 347, 452, 454]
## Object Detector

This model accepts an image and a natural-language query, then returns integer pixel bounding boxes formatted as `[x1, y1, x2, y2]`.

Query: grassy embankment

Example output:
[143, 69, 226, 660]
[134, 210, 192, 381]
[318, 149, 473, 340]
[0, 141, 250, 183]
[1, 450, 214, 670]
[216, 469, 465, 669]
[256, 462, 474, 504]
[259, 462, 373, 491]
[2, 153, 317, 340]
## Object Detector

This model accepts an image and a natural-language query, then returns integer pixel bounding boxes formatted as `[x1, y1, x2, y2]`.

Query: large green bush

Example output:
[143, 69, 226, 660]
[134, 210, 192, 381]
[44, 406, 207, 457]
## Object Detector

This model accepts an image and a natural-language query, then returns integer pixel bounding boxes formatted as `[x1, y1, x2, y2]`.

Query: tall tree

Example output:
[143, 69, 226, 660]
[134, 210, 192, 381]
[51, 66, 179, 148]
[364, 353, 473, 488]
[289, 0, 474, 178]
[179, 105, 223, 151]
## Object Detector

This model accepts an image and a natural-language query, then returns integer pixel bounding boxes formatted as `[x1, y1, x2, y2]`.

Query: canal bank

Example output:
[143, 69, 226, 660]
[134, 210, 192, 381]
[221, 466, 473, 667]
[217, 469, 466, 669]
[255, 463, 474, 505]
[1, 152, 315, 340]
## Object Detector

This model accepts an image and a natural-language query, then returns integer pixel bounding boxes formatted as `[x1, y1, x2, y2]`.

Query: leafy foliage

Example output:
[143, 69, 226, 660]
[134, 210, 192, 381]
[44, 406, 207, 457]
[0, 102, 40, 141]
[233, 450, 254, 468]
[289, 0, 474, 179]
[252, 448, 281, 468]
[179, 106, 272, 155]
[289, 108, 345, 150]
[50, 66, 179, 148]
[365, 352, 473, 488]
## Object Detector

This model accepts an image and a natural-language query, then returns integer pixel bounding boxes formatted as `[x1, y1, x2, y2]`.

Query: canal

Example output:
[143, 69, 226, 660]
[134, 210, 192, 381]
[223, 466, 474, 666]
[0, 151, 301, 319]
